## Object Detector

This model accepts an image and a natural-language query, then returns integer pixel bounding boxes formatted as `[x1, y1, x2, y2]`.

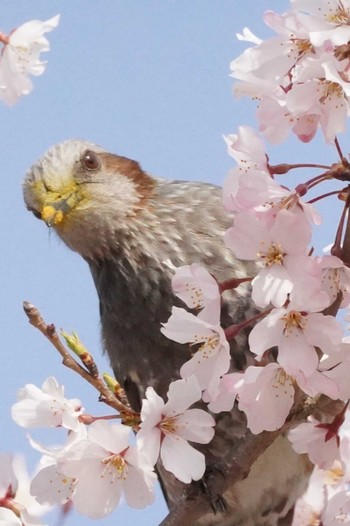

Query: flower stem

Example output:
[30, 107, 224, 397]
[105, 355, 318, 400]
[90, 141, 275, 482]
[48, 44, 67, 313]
[225, 307, 272, 340]
[219, 276, 252, 293]
[307, 190, 344, 204]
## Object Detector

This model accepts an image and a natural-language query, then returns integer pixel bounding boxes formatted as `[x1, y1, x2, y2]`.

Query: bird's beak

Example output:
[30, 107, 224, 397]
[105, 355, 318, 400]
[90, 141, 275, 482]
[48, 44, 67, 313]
[41, 191, 79, 227]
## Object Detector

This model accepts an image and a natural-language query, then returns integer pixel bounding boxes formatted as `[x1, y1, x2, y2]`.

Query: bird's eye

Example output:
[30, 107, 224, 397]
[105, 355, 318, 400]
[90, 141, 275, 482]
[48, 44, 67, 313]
[81, 150, 101, 171]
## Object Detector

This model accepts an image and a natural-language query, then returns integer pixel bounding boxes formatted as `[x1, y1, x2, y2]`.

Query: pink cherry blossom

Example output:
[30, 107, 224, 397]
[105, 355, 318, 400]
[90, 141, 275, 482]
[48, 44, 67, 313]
[202, 372, 244, 413]
[225, 208, 313, 307]
[231, 2, 350, 143]
[237, 363, 295, 434]
[231, 10, 313, 99]
[223, 149, 321, 225]
[292, 0, 350, 47]
[161, 306, 230, 395]
[30, 459, 75, 508]
[249, 298, 343, 378]
[60, 421, 156, 518]
[0, 454, 49, 526]
[320, 255, 350, 308]
[286, 71, 347, 144]
[224, 126, 268, 171]
[223, 168, 290, 215]
[204, 364, 298, 433]
[294, 368, 340, 401]
[28, 430, 86, 507]
[11, 377, 83, 432]
[171, 263, 221, 324]
[137, 377, 215, 483]
[289, 418, 341, 469]
[322, 488, 350, 525]
[0, 15, 59, 105]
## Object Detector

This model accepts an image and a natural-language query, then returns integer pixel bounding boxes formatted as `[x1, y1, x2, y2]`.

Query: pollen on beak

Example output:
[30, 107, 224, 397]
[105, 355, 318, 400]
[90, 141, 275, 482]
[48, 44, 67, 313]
[41, 204, 65, 226]
[39, 187, 81, 226]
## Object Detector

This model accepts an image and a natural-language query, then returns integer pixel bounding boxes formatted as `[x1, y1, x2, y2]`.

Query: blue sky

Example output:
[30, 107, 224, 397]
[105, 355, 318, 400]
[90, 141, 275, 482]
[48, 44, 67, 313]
[0, 1, 342, 524]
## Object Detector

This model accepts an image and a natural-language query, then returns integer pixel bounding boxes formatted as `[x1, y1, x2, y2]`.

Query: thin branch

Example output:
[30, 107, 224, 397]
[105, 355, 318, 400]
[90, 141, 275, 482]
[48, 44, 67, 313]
[331, 196, 349, 259]
[341, 191, 350, 266]
[224, 307, 272, 340]
[219, 276, 252, 293]
[307, 189, 343, 204]
[22, 301, 135, 417]
[334, 136, 344, 161]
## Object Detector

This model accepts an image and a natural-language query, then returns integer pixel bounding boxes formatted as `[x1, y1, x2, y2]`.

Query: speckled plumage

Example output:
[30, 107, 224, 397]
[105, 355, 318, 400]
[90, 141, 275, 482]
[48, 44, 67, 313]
[23, 140, 311, 525]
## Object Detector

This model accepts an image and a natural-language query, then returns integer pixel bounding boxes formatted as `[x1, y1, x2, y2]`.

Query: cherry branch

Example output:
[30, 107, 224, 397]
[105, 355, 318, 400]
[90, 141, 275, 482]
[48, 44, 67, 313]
[22, 301, 136, 417]
[341, 191, 350, 267]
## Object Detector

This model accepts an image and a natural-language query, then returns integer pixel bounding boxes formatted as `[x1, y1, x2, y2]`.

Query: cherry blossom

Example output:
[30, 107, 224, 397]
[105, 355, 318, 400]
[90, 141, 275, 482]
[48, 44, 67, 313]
[231, 2, 350, 143]
[202, 372, 244, 413]
[0, 454, 49, 526]
[289, 417, 342, 470]
[249, 297, 343, 378]
[0, 15, 59, 106]
[320, 255, 350, 308]
[27, 433, 83, 508]
[205, 361, 339, 433]
[316, 343, 350, 402]
[231, 10, 314, 94]
[224, 126, 268, 172]
[161, 306, 230, 396]
[225, 208, 313, 308]
[12, 377, 83, 432]
[236, 363, 295, 434]
[286, 62, 348, 143]
[223, 140, 321, 225]
[59, 421, 156, 518]
[231, 10, 312, 100]
[30, 458, 75, 508]
[171, 263, 221, 324]
[137, 376, 215, 483]
[322, 488, 350, 525]
[291, 0, 350, 47]
[223, 168, 289, 215]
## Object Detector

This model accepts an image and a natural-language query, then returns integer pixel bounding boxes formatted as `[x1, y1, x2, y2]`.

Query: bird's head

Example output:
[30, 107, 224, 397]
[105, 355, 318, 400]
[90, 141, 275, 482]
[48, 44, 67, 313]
[23, 139, 156, 259]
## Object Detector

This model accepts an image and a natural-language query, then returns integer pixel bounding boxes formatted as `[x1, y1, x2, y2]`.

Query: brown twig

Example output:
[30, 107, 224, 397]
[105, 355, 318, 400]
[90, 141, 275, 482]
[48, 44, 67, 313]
[341, 191, 350, 267]
[22, 301, 135, 416]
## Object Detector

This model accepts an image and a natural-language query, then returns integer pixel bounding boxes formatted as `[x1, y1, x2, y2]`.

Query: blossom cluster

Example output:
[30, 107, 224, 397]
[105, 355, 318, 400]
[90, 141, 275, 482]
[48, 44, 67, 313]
[158, 1, 350, 521]
[231, 0, 350, 144]
[6, 375, 215, 521]
[0, 15, 59, 106]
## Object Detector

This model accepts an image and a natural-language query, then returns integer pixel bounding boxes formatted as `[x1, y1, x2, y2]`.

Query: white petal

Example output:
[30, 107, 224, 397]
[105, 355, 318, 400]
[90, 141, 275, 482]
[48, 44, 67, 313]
[137, 427, 161, 466]
[175, 409, 215, 443]
[88, 421, 130, 453]
[164, 376, 201, 416]
[161, 435, 206, 483]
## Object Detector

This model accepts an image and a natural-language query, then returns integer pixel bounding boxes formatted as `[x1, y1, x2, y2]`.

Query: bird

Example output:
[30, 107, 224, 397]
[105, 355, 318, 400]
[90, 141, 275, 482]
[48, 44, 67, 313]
[23, 139, 312, 525]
